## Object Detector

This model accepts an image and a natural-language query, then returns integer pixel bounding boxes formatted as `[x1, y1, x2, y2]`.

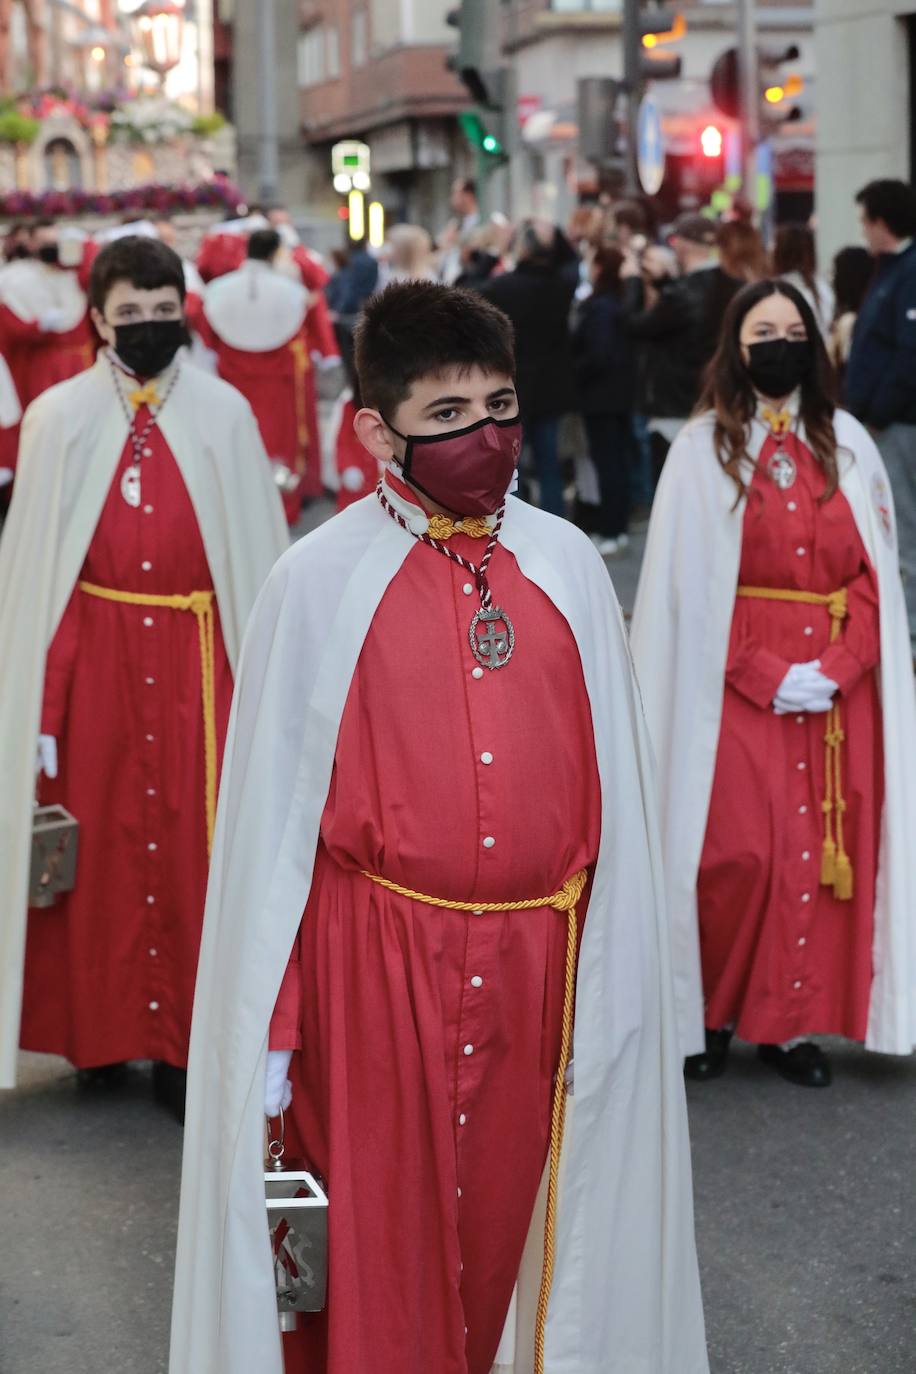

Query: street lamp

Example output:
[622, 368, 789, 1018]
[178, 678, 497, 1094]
[132, 0, 185, 80]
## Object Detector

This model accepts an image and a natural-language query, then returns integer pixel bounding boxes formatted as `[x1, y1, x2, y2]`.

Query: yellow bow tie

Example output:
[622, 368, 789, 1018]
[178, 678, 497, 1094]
[128, 381, 161, 412]
[426, 513, 492, 541]
[760, 406, 792, 437]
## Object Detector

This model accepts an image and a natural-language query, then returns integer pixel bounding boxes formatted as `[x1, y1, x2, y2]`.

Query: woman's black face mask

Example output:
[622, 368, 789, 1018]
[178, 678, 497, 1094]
[743, 337, 813, 399]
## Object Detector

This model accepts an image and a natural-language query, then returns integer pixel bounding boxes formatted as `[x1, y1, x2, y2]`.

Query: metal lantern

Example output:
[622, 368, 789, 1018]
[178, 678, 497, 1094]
[264, 1112, 328, 1331]
[29, 804, 79, 908]
[272, 461, 302, 495]
[133, 0, 185, 78]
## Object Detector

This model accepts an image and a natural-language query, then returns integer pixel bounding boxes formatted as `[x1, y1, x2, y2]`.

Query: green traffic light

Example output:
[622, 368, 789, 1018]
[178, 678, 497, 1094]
[482, 135, 500, 153]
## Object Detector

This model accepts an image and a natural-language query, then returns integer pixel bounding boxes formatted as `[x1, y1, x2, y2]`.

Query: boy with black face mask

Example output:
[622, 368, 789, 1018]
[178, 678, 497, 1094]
[0, 235, 288, 1119]
[171, 281, 707, 1374]
[0, 218, 94, 414]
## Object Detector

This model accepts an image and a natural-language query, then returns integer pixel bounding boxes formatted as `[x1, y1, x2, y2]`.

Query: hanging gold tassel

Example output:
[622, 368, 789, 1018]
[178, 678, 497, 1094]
[820, 834, 837, 887]
[833, 852, 854, 901]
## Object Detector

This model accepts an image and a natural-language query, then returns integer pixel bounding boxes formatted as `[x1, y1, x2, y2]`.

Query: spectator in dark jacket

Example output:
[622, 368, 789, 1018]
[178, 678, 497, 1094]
[624, 214, 741, 467]
[846, 178, 916, 646]
[481, 220, 578, 516]
[571, 247, 635, 554]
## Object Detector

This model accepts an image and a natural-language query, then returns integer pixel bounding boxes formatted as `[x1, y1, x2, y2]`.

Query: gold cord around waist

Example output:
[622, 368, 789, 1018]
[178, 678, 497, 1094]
[737, 584, 852, 900]
[361, 867, 588, 1374]
[78, 581, 218, 855]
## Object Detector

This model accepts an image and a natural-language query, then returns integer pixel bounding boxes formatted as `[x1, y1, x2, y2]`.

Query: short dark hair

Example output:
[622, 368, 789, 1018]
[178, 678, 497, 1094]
[832, 245, 873, 318]
[456, 177, 477, 199]
[354, 280, 515, 419]
[855, 180, 916, 239]
[247, 228, 281, 261]
[89, 236, 186, 313]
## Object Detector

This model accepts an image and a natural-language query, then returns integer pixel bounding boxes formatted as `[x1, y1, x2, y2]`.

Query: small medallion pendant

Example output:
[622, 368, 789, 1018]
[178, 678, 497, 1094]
[121, 464, 142, 508]
[767, 449, 797, 491]
[469, 606, 515, 670]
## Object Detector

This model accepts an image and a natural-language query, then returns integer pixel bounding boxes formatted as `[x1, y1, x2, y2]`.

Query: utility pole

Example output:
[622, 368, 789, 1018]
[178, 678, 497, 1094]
[737, 0, 759, 206]
[623, 0, 642, 195]
[255, 0, 279, 203]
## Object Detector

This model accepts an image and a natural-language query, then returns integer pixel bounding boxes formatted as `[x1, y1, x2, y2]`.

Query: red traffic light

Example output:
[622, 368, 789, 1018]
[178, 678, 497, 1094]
[337, 205, 350, 221]
[700, 124, 723, 159]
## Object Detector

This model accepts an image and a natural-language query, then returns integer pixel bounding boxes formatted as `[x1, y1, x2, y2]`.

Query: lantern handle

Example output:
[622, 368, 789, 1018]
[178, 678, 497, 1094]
[266, 1105, 286, 1167]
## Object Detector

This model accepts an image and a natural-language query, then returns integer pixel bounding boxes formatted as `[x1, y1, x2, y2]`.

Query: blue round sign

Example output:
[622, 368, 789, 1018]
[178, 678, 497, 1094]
[637, 96, 666, 196]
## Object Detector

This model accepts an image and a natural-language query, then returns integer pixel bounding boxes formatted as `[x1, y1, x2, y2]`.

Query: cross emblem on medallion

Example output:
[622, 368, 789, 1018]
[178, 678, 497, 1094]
[469, 606, 515, 670]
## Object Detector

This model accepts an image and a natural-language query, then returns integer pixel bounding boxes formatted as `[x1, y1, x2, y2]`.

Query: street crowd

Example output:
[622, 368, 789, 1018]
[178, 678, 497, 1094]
[0, 173, 915, 1374]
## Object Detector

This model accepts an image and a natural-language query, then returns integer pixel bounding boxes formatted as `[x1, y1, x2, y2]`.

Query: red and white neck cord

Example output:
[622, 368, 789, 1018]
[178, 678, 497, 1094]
[376, 480, 504, 612]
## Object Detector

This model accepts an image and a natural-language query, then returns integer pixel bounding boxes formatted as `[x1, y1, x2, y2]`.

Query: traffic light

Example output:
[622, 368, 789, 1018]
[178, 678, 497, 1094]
[635, 6, 685, 81]
[700, 123, 723, 160]
[710, 45, 804, 125]
[457, 110, 507, 165]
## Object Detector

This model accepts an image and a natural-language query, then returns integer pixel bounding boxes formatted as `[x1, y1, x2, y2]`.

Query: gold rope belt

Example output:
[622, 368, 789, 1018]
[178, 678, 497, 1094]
[77, 581, 218, 855]
[362, 866, 588, 1374]
[288, 337, 310, 475]
[736, 584, 853, 900]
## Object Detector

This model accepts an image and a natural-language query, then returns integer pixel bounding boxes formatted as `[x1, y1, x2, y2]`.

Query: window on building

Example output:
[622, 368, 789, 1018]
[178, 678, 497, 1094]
[297, 26, 326, 87]
[352, 9, 368, 68]
[550, 0, 618, 11]
[327, 24, 341, 79]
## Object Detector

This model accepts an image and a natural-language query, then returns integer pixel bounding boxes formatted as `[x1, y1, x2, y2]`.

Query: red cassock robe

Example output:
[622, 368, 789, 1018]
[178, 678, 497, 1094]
[0, 303, 94, 413]
[697, 433, 883, 1044]
[21, 412, 234, 1069]
[294, 250, 339, 502]
[333, 397, 377, 510]
[192, 306, 311, 526]
[269, 508, 601, 1374]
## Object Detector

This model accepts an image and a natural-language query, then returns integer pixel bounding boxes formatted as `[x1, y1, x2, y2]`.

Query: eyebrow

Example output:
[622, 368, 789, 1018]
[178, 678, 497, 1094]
[422, 386, 516, 411]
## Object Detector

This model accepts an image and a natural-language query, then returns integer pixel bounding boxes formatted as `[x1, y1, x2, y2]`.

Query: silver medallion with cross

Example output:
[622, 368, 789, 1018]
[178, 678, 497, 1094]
[469, 606, 516, 670]
[767, 448, 797, 491]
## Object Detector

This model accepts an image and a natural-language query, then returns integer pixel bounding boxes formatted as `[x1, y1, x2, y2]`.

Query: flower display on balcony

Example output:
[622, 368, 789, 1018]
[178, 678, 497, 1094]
[0, 176, 242, 218]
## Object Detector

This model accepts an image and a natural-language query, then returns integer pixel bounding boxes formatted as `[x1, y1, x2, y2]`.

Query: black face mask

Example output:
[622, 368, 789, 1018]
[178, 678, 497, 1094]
[744, 338, 812, 399]
[37, 243, 60, 265]
[8, 244, 30, 260]
[112, 319, 189, 378]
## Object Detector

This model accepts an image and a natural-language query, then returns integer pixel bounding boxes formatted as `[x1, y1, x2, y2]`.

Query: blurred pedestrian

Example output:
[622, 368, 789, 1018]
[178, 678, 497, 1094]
[827, 245, 873, 384]
[625, 213, 738, 466]
[846, 178, 916, 648]
[438, 176, 481, 283]
[481, 219, 578, 516]
[632, 278, 916, 1086]
[454, 224, 503, 290]
[384, 223, 437, 284]
[572, 245, 635, 553]
[773, 223, 835, 335]
[190, 228, 315, 523]
[0, 236, 287, 1106]
[325, 235, 379, 320]
[717, 220, 769, 284]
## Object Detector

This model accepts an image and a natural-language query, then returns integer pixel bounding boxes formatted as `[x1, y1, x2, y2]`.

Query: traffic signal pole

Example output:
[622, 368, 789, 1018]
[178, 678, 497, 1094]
[255, 0, 280, 203]
[623, 0, 642, 195]
[737, 0, 760, 205]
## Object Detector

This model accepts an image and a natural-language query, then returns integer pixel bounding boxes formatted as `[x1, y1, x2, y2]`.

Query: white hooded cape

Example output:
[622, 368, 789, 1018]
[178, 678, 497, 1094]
[0, 257, 87, 331]
[170, 492, 709, 1374]
[630, 409, 916, 1057]
[0, 356, 289, 1088]
[203, 261, 309, 352]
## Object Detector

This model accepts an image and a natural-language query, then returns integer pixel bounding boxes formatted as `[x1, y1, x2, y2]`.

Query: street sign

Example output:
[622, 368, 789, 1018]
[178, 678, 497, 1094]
[636, 95, 666, 195]
[331, 140, 371, 187]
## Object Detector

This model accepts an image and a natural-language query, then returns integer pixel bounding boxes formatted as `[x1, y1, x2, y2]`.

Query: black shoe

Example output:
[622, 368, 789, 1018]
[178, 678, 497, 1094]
[76, 1062, 129, 1090]
[684, 1028, 732, 1081]
[757, 1042, 832, 1088]
[152, 1061, 187, 1124]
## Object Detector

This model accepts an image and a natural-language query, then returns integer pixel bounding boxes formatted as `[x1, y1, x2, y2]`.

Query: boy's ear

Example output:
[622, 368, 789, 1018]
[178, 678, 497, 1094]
[354, 408, 397, 464]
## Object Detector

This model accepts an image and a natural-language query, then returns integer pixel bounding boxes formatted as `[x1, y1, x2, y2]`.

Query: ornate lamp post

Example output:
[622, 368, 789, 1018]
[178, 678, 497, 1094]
[132, 0, 185, 84]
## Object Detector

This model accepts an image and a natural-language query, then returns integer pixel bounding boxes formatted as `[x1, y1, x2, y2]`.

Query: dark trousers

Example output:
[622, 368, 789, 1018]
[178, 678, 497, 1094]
[526, 414, 565, 517]
[583, 412, 633, 539]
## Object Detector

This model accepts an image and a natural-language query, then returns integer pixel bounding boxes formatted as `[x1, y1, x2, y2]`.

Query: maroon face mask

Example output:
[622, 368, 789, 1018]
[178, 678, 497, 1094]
[386, 414, 522, 517]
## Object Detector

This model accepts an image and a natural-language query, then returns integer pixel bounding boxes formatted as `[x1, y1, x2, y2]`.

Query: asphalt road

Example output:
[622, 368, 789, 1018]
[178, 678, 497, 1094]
[4, 530, 914, 1374]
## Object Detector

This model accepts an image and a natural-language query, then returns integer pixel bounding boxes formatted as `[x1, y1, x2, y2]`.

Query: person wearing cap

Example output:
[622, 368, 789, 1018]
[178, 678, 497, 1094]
[625, 213, 742, 468]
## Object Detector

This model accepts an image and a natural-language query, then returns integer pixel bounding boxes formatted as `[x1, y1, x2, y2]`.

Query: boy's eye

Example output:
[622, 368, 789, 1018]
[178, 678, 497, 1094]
[433, 407, 458, 422]
[490, 398, 510, 412]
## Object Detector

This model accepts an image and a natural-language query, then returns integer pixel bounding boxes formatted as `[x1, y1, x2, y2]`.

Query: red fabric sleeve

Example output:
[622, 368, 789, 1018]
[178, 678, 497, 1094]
[186, 295, 217, 350]
[41, 588, 82, 736]
[819, 560, 882, 696]
[306, 294, 340, 360]
[269, 920, 303, 1050]
[725, 625, 792, 711]
[0, 303, 42, 344]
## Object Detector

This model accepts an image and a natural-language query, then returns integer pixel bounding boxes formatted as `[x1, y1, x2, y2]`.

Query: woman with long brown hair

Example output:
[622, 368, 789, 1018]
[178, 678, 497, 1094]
[631, 279, 916, 1088]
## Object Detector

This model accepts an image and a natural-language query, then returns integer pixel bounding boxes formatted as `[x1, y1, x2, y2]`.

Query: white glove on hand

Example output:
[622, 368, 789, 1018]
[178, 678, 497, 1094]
[773, 661, 839, 716]
[36, 734, 58, 779]
[265, 1047, 293, 1118]
[39, 307, 66, 333]
[0, 466, 13, 488]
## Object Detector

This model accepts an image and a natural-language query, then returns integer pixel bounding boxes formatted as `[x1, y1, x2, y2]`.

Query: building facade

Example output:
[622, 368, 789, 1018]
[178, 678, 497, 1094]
[814, 0, 916, 265]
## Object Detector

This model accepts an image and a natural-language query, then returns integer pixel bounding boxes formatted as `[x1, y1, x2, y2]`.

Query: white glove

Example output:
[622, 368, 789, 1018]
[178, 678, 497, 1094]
[773, 660, 838, 716]
[0, 466, 13, 488]
[265, 1047, 293, 1118]
[39, 307, 66, 333]
[36, 734, 58, 779]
